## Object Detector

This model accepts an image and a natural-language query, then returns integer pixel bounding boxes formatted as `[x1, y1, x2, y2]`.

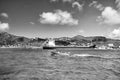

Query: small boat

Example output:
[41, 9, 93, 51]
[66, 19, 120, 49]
[51, 51, 70, 56]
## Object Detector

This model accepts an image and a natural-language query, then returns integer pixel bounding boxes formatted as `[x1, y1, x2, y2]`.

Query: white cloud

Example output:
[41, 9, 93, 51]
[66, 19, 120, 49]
[50, 0, 59, 2]
[72, 1, 84, 11]
[89, 1, 97, 7]
[0, 22, 9, 31]
[95, 4, 104, 11]
[89, 1, 104, 11]
[79, 30, 84, 34]
[0, 13, 8, 18]
[116, 0, 120, 9]
[50, 0, 84, 11]
[29, 22, 35, 25]
[109, 28, 120, 39]
[50, 0, 74, 3]
[39, 10, 78, 25]
[62, 0, 74, 3]
[97, 7, 120, 25]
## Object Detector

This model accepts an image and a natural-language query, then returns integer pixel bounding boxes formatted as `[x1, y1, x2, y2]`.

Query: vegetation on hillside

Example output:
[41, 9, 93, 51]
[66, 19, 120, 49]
[0, 32, 120, 47]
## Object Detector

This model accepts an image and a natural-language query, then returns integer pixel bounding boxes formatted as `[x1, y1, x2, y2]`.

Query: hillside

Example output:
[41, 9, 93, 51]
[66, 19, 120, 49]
[55, 35, 120, 47]
[0, 32, 30, 45]
[0, 32, 45, 46]
[0, 32, 120, 47]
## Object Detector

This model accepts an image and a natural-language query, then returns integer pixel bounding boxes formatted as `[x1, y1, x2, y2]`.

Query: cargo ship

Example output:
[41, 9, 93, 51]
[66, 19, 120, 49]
[42, 39, 96, 49]
[43, 46, 96, 49]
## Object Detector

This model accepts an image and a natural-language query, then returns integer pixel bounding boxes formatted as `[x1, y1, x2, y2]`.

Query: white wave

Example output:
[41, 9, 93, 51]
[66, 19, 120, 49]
[71, 54, 93, 57]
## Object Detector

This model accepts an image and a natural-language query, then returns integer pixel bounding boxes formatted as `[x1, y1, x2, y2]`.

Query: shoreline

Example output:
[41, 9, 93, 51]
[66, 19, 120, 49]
[0, 47, 119, 51]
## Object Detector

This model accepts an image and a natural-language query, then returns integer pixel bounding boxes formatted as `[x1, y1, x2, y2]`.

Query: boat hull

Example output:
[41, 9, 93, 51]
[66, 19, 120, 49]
[43, 46, 95, 49]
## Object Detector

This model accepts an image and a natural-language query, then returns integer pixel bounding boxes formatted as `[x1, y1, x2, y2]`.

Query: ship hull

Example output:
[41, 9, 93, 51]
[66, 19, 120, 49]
[43, 46, 95, 49]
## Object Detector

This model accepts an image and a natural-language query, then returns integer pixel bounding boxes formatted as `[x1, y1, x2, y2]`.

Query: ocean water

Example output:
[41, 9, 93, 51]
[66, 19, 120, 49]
[0, 48, 120, 80]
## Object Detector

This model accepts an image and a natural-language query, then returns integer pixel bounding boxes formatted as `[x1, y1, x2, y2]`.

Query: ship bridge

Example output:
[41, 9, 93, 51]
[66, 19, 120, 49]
[42, 39, 56, 47]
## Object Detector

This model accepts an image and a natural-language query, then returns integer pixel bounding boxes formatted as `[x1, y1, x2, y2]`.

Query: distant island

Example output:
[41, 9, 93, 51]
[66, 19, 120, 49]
[0, 32, 120, 49]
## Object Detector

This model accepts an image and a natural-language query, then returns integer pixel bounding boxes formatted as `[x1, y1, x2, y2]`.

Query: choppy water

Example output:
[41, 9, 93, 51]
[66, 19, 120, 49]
[56, 49, 120, 58]
[0, 48, 120, 80]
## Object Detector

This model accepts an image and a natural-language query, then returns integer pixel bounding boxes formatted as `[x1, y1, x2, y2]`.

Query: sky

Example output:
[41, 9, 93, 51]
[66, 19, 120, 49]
[0, 0, 120, 39]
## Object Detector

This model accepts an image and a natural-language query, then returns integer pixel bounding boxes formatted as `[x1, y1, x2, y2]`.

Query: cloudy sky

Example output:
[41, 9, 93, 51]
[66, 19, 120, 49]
[0, 0, 120, 39]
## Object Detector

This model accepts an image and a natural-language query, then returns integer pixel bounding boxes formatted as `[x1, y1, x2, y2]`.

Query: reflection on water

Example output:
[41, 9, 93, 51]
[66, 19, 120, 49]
[0, 48, 120, 80]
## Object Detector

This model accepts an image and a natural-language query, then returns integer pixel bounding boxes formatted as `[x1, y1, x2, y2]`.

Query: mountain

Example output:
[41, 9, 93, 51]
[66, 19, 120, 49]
[0, 32, 48, 46]
[72, 35, 86, 40]
[55, 35, 120, 47]
[72, 35, 107, 41]
[54, 35, 92, 46]
[0, 32, 120, 47]
[0, 32, 31, 45]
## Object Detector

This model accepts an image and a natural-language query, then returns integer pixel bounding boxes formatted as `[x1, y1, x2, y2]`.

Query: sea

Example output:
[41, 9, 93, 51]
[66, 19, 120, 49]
[0, 48, 120, 80]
